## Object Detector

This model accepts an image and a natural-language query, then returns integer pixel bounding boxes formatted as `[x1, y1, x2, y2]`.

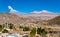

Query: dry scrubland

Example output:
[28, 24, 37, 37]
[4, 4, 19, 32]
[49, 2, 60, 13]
[0, 13, 60, 37]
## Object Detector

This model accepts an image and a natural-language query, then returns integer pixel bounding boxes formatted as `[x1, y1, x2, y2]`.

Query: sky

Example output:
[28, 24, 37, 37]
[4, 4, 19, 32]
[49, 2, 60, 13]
[0, 0, 60, 14]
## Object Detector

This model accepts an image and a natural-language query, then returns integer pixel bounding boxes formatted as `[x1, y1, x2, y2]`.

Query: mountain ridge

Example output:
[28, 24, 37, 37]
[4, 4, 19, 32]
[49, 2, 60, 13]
[0, 11, 59, 24]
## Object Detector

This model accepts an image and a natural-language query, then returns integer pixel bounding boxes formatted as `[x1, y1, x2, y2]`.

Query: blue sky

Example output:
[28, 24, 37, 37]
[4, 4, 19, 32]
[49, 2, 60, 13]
[0, 0, 60, 13]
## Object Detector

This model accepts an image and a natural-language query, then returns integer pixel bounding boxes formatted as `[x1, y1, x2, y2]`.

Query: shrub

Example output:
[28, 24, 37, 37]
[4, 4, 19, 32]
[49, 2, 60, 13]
[0, 25, 3, 31]
[37, 27, 47, 37]
[23, 27, 30, 31]
[2, 29, 9, 33]
[30, 28, 36, 35]
[8, 23, 14, 29]
[19, 26, 23, 28]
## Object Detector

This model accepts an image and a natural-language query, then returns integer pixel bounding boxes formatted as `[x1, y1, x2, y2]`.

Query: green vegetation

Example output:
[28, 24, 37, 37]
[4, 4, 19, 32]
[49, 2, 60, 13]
[2, 29, 9, 33]
[37, 27, 41, 35]
[30, 27, 47, 37]
[37, 27, 47, 37]
[23, 27, 30, 31]
[0, 23, 48, 37]
[37, 27, 47, 34]
[8, 23, 14, 29]
[0, 25, 3, 32]
[30, 28, 36, 36]
[19, 26, 23, 28]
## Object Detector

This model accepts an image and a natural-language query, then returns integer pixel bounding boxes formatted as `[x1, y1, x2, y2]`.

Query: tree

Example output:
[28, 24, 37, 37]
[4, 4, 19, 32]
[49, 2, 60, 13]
[23, 27, 30, 31]
[19, 26, 23, 28]
[30, 28, 36, 36]
[37, 27, 41, 35]
[0, 25, 3, 32]
[37, 27, 47, 37]
[41, 29, 47, 37]
[2, 29, 9, 33]
[8, 23, 14, 29]
[2, 24, 5, 28]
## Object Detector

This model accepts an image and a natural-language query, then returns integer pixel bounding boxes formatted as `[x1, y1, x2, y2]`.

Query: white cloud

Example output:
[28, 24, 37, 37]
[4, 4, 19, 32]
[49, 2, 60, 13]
[8, 6, 19, 13]
[31, 11, 41, 13]
[41, 10, 48, 12]
[8, 6, 13, 10]
[31, 10, 53, 14]
[8, 6, 53, 14]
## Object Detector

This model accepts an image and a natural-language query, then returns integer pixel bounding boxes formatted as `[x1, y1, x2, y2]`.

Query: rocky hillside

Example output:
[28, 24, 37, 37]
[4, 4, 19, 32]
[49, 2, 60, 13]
[26, 10, 59, 20]
[0, 13, 37, 24]
[0, 11, 59, 24]
[48, 16, 60, 25]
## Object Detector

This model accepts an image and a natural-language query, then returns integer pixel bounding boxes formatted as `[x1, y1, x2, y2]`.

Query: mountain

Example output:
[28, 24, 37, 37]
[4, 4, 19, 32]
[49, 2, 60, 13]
[0, 10, 59, 24]
[48, 16, 60, 25]
[26, 10, 59, 20]
[8, 6, 59, 20]
[0, 13, 38, 24]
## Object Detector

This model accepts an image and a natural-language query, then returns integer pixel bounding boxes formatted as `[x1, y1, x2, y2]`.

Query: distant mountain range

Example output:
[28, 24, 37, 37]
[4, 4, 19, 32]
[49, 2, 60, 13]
[0, 6, 59, 24]
[18, 10, 59, 20]
[27, 11, 59, 20]
[0, 10, 59, 24]
[0, 13, 37, 24]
